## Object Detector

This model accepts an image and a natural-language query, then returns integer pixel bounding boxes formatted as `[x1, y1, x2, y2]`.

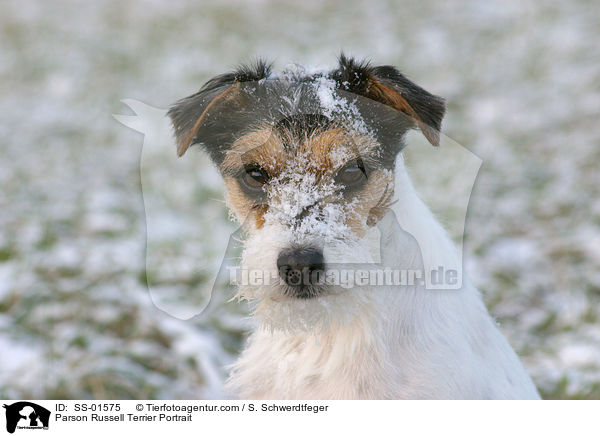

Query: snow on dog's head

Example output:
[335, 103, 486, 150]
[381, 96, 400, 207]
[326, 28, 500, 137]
[168, 55, 445, 330]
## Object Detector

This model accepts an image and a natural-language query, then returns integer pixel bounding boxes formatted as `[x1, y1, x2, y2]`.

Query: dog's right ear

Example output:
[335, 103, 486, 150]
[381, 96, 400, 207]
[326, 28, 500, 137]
[168, 60, 273, 159]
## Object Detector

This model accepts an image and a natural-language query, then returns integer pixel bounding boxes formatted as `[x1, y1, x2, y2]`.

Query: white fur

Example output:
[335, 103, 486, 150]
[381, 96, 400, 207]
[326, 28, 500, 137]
[226, 156, 540, 399]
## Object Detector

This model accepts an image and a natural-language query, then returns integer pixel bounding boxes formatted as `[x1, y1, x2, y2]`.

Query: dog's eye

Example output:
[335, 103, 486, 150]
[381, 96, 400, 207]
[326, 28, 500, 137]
[335, 160, 367, 188]
[240, 164, 270, 193]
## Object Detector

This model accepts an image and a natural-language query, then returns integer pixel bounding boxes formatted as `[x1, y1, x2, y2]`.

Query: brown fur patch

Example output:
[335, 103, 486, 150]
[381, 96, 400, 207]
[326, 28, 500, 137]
[367, 78, 440, 146]
[345, 169, 394, 236]
[222, 124, 390, 231]
[253, 204, 269, 229]
[224, 177, 273, 231]
[221, 126, 287, 176]
[222, 125, 378, 178]
[300, 128, 349, 174]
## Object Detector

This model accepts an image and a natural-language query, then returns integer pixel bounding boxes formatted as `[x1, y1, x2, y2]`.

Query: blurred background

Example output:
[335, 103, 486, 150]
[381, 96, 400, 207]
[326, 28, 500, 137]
[1, 0, 599, 399]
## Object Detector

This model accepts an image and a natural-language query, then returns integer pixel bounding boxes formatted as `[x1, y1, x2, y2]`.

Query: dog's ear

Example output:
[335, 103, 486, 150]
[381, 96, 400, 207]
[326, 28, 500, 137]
[330, 54, 446, 146]
[168, 60, 273, 158]
[168, 76, 240, 157]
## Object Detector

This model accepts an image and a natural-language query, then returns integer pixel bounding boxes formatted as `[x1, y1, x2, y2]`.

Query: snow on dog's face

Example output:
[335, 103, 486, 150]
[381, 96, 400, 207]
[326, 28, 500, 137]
[169, 55, 445, 329]
[221, 118, 394, 296]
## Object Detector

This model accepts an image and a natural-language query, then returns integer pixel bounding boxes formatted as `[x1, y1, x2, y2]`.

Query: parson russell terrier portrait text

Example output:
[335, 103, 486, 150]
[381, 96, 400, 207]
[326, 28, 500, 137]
[168, 55, 540, 399]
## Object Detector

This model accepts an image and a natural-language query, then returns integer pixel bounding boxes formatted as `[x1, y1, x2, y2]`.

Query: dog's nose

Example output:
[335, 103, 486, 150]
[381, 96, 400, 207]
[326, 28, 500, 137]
[277, 247, 325, 291]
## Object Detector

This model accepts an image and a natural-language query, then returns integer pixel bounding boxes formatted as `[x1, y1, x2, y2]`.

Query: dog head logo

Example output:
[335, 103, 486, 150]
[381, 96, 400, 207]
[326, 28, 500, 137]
[3, 402, 50, 433]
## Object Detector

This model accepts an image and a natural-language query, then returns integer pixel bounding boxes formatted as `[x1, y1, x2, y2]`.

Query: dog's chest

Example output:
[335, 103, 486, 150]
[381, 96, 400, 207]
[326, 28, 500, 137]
[228, 324, 392, 400]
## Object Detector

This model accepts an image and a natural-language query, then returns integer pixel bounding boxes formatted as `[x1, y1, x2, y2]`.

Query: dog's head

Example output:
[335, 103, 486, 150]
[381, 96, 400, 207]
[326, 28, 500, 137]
[169, 55, 444, 327]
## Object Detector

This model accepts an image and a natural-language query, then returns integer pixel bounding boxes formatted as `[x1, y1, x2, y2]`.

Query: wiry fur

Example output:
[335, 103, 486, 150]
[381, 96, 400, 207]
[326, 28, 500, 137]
[169, 56, 540, 400]
[226, 162, 540, 399]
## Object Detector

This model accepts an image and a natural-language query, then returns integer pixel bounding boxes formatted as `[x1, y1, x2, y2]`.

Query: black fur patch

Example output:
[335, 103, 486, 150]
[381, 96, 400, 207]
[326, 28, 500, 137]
[193, 59, 273, 95]
[328, 53, 446, 139]
[274, 113, 335, 148]
[329, 53, 373, 95]
[168, 55, 445, 168]
[167, 59, 273, 161]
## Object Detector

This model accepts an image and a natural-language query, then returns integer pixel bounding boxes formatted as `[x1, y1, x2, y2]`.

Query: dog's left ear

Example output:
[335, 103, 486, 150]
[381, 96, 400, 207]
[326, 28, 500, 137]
[330, 55, 446, 146]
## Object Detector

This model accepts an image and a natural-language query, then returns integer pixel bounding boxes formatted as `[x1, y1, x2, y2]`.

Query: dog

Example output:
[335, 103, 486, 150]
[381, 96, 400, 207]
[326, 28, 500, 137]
[168, 55, 540, 399]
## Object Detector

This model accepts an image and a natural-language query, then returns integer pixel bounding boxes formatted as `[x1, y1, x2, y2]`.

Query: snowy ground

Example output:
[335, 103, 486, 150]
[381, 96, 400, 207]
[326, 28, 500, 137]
[1, 0, 599, 399]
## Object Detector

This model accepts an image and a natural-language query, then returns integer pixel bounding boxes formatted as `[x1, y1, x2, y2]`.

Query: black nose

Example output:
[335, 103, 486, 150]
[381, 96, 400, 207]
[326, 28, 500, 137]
[277, 247, 325, 295]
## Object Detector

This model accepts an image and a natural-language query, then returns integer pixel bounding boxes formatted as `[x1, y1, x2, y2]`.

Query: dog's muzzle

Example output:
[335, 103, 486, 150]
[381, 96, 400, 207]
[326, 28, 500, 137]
[277, 247, 325, 298]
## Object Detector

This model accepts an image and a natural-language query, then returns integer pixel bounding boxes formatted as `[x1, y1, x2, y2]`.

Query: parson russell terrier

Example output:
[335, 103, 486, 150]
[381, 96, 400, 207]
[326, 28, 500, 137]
[168, 55, 540, 399]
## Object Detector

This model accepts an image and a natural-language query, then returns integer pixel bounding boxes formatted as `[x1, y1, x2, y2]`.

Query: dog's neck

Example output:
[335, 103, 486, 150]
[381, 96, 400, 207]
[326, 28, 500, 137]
[227, 297, 392, 399]
[227, 280, 538, 399]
